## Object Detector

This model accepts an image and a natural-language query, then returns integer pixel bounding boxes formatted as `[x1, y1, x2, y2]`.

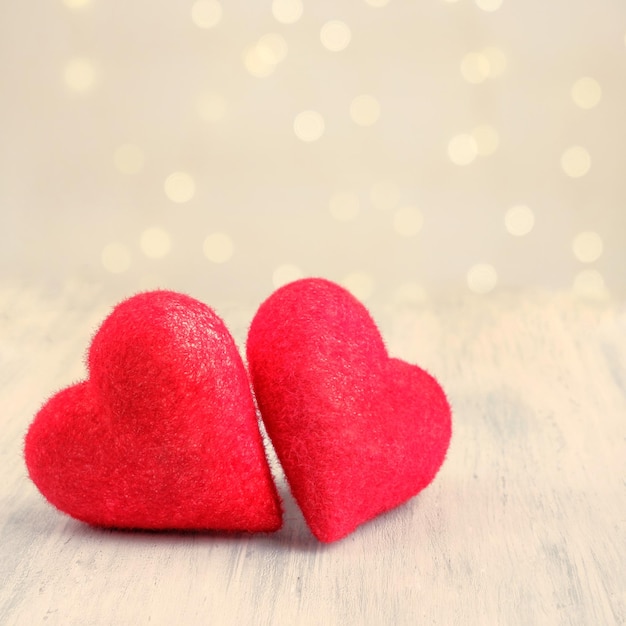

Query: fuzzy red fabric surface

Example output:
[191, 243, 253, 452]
[247, 278, 451, 542]
[25, 290, 282, 532]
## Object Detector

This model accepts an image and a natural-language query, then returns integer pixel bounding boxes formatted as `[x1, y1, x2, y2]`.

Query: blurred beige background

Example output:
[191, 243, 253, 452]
[2, 6, 626, 624]
[1, 0, 625, 305]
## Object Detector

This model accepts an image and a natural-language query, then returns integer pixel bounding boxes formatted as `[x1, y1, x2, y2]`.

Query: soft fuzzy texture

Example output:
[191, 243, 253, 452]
[25, 290, 282, 532]
[247, 278, 451, 543]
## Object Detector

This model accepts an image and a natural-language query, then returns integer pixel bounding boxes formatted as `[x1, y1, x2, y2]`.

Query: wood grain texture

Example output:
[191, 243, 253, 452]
[1, 282, 624, 625]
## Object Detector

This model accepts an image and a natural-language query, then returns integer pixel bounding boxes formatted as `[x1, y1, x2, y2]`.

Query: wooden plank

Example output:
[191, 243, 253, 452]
[1, 284, 624, 625]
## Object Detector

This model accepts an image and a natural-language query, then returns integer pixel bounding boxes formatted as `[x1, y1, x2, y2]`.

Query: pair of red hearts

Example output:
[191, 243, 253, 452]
[25, 278, 451, 543]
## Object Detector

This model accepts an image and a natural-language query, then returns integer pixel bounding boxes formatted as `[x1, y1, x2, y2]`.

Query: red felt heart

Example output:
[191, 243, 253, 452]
[25, 290, 282, 532]
[247, 278, 451, 542]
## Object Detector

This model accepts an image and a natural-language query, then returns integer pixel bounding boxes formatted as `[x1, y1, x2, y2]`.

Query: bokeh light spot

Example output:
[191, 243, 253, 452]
[571, 77, 602, 109]
[113, 144, 144, 175]
[64, 58, 96, 93]
[460, 52, 490, 84]
[164, 172, 196, 203]
[483, 46, 507, 76]
[561, 146, 591, 178]
[203, 232, 234, 263]
[504, 205, 534, 236]
[196, 93, 227, 122]
[320, 21, 352, 52]
[573, 270, 608, 299]
[350, 94, 381, 126]
[272, 0, 303, 24]
[273, 264, 303, 288]
[294, 110, 325, 142]
[63, 0, 91, 8]
[140, 227, 171, 259]
[572, 231, 603, 263]
[467, 263, 498, 294]
[243, 33, 288, 77]
[257, 33, 288, 64]
[448, 134, 478, 165]
[475, 0, 503, 12]
[191, 0, 222, 29]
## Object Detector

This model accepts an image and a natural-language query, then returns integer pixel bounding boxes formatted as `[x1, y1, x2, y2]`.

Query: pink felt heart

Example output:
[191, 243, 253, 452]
[247, 278, 451, 542]
[25, 290, 282, 532]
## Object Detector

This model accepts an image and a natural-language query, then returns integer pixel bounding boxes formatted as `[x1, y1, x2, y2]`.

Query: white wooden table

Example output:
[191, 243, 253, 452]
[1, 282, 624, 625]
